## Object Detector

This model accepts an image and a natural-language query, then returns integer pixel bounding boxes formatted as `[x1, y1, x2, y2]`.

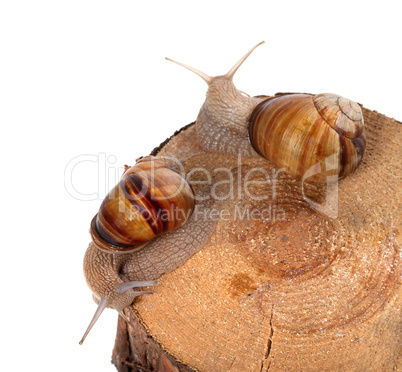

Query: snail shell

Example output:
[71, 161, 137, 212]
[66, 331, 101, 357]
[249, 93, 366, 183]
[91, 156, 195, 253]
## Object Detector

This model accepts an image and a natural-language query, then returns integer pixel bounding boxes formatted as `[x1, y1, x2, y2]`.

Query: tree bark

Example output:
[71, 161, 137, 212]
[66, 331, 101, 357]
[112, 99, 401, 372]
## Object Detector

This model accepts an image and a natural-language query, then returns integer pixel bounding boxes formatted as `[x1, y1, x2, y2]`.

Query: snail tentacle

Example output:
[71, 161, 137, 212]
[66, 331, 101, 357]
[225, 41, 264, 79]
[165, 57, 212, 85]
[116, 280, 159, 294]
[79, 297, 108, 345]
[117, 310, 131, 325]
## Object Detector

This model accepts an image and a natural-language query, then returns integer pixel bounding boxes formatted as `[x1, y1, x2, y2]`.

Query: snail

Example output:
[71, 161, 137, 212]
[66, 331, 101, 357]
[80, 156, 195, 344]
[166, 41, 366, 183]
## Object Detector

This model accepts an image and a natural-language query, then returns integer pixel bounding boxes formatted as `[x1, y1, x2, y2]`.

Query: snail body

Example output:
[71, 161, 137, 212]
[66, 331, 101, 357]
[167, 42, 366, 183]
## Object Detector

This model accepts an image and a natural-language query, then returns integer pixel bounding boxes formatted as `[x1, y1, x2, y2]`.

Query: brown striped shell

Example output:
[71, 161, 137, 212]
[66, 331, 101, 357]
[90, 156, 195, 253]
[248, 93, 366, 183]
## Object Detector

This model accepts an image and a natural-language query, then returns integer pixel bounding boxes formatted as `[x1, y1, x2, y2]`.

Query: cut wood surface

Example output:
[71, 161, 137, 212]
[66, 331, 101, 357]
[112, 102, 401, 372]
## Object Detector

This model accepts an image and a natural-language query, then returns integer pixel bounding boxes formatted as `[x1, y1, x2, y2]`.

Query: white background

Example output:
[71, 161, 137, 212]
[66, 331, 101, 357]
[1, 1, 400, 371]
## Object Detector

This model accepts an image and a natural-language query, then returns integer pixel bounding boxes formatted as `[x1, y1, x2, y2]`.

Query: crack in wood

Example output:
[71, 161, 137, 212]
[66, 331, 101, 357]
[260, 304, 274, 372]
[228, 357, 236, 370]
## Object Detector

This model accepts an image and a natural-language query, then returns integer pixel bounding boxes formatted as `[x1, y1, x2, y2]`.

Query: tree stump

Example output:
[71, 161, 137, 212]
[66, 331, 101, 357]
[112, 101, 401, 372]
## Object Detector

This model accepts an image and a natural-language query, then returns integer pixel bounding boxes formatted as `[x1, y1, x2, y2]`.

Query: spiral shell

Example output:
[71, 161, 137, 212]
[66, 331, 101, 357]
[90, 157, 195, 253]
[248, 93, 366, 183]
